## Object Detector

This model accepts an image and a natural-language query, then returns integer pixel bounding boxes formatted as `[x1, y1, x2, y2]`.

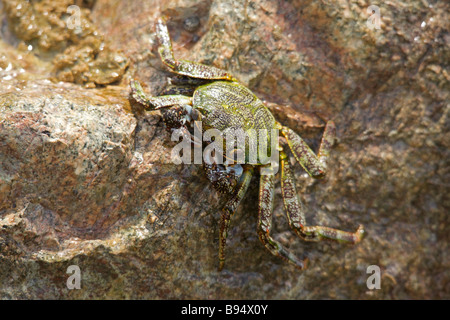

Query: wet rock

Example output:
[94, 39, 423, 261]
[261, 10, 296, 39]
[1, 0, 128, 86]
[0, 0, 448, 299]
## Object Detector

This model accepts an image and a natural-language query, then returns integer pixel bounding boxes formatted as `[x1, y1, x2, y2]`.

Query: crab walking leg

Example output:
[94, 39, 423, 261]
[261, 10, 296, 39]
[280, 151, 365, 243]
[156, 17, 236, 81]
[257, 170, 308, 270]
[218, 167, 253, 271]
[280, 121, 336, 178]
[161, 85, 197, 96]
[317, 120, 336, 166]
[280, 151, 306, 229]
[130, 80, 192, 109]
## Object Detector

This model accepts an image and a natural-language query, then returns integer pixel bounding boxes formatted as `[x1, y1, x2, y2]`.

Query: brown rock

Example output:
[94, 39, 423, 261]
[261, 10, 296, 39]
[0, 0, 448, 299]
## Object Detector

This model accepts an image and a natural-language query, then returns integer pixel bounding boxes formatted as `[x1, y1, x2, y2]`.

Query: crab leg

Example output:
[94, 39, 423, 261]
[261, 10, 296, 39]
[257, 167, 308, 270]
[130, 80, 192, 109]
[218, 166, 253, 271]
[156, 17, 236, 81]
[280, 121, 336, 178]
[160, 85, 197, 96]
[280, 151, 365, 243]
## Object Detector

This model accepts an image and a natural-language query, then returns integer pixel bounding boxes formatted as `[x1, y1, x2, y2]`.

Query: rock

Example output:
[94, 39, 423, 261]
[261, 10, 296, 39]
[0, 0, 448, 299]
[1, 0, 128, 86]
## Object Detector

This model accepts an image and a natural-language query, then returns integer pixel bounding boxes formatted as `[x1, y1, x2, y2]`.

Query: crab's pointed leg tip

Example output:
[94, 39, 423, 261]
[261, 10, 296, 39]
[131, 80, 144, 92]
[302, 257, 309, 270]
[356, 225, 366, 242]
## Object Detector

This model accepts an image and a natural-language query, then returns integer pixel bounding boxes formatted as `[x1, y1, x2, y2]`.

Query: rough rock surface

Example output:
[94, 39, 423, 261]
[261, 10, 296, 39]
[0, 0, 448, 299]
[1, 0, 128, 86]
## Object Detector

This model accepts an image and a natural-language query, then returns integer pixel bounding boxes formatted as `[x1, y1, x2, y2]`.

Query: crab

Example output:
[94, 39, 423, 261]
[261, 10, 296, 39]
[130, 17, 365, 271]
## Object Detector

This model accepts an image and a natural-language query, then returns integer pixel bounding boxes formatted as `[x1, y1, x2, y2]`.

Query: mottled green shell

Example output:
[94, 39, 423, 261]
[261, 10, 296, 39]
[193, 81, 277, 164]
[193, 81, 276, 131]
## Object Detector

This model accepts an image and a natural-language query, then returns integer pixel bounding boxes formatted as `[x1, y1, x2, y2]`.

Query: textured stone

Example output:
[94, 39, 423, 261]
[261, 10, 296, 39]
[0, 0, 448, 299]
[1, 0, 128, 86]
